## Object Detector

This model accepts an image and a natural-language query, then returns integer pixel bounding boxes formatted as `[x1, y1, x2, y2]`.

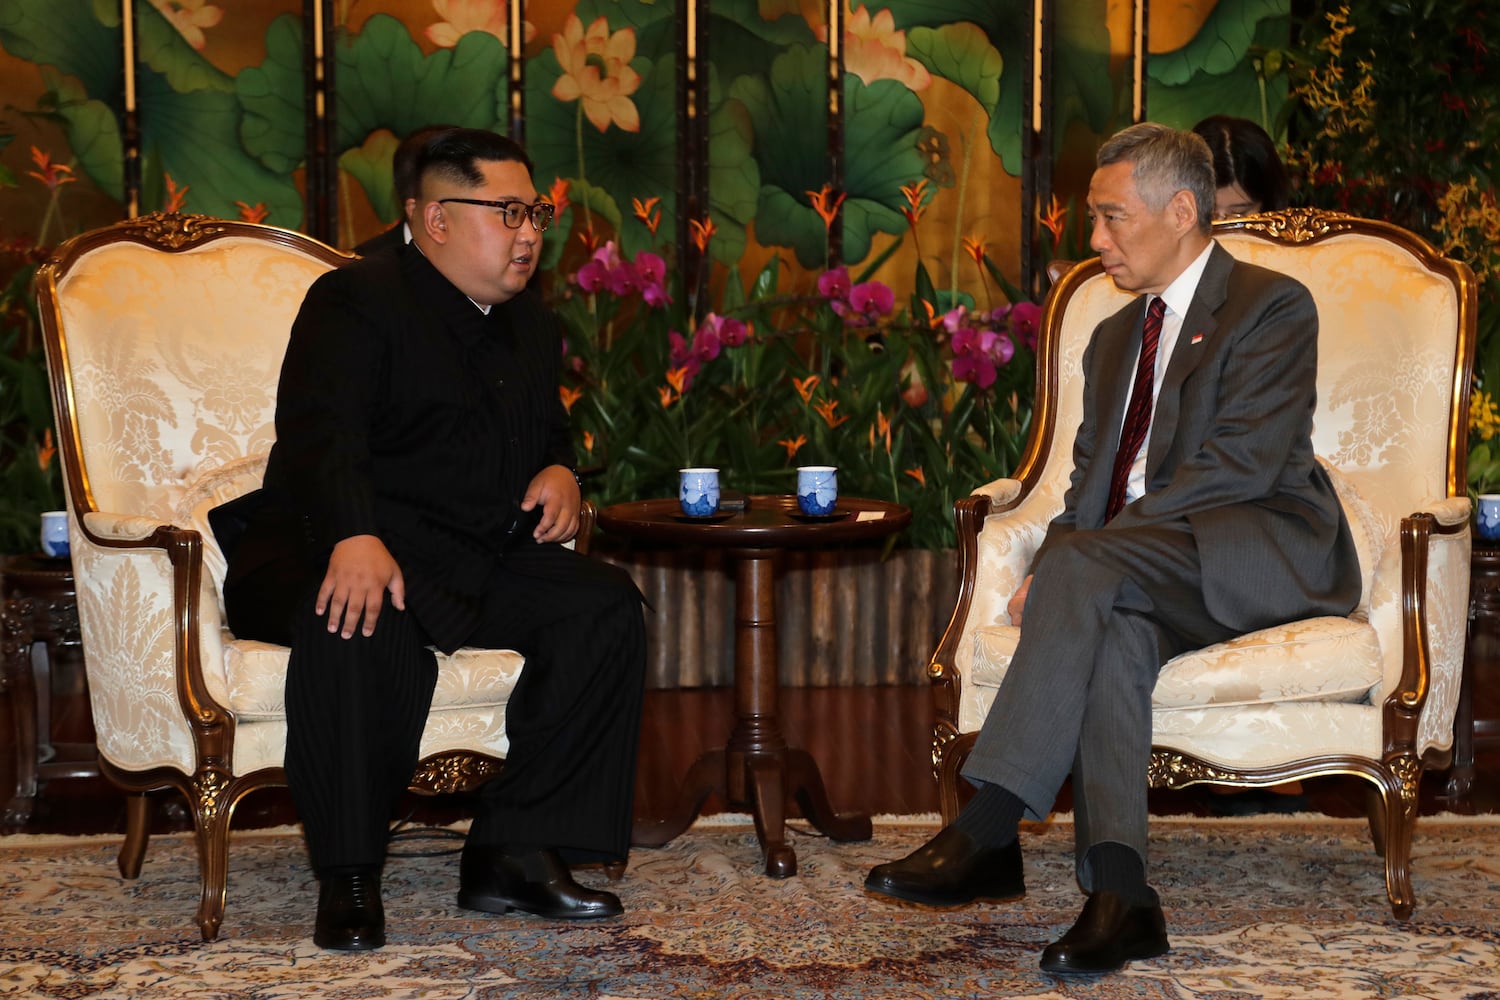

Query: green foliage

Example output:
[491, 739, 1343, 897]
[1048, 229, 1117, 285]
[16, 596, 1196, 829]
[0, 255, 63, 555]
[1287, 1, 1499, 498]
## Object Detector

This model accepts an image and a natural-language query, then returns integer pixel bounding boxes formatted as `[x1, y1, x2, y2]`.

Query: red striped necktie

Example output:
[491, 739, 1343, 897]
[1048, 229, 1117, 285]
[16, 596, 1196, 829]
[1105, 296, 1166, 521]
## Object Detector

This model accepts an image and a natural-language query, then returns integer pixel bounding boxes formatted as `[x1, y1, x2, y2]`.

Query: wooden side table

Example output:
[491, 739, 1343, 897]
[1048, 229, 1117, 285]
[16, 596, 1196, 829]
[599, 494, 911, 877]
[1452, 542, 1500, 799]
[1, 554, 98, 828]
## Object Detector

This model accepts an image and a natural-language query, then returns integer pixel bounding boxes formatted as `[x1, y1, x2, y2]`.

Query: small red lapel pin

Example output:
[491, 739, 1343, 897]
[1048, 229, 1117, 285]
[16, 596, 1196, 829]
[1190, 333, 1204, 345]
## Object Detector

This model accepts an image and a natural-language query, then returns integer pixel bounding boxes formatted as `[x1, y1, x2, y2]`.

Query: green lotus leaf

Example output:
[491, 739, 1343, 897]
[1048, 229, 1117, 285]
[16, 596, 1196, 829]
[1149, 0, 1289, 86]
[1053, 0, 1116, 134]
[881, 0, 1028, 173]
[335, 14, 507, 152]
[0, 0, 121, 103]
[753, 185, 827, 271]
[236, 14, 303, 175]
[133, 69, 301, 224]
[1149, 49, 1291, 132]
[843, 79, 927, 263]
[338, 131, 401, 223]
[41, 71, 123, 201]
[907, 21, 1001, 104]
[706, 0, 821, 90]
[134, 0, 233, 95]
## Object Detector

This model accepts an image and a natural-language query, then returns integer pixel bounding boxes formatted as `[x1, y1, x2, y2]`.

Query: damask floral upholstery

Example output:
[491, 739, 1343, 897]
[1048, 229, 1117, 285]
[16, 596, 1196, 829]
[35, 214, 547, 941]
[928, 209, 1477, 920]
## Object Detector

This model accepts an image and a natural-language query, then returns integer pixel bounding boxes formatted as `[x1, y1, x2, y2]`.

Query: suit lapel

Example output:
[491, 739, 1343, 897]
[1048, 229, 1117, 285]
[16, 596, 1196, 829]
[1145, 243, 1234, 476]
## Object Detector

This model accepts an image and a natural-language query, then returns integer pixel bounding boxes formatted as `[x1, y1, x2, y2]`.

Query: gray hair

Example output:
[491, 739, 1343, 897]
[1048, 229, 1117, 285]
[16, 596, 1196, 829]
[1097, 122, 1215, 231]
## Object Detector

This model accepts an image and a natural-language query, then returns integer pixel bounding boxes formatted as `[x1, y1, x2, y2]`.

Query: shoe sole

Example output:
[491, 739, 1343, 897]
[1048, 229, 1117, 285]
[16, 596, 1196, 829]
[456, 891, 622, 920]
[1039, 939, 1171, 975]
[863, 877, 1025, 909]
[313, 929, 386, 951]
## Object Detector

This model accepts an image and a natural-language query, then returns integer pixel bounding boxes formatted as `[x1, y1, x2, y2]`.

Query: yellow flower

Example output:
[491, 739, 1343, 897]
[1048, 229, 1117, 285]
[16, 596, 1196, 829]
[1471, 390, 1500, 441]
[551, 14, 642, 134]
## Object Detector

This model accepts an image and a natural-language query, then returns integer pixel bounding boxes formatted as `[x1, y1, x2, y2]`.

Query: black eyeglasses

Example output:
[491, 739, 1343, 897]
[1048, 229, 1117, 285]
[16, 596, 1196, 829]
[437, 197, 555, 232]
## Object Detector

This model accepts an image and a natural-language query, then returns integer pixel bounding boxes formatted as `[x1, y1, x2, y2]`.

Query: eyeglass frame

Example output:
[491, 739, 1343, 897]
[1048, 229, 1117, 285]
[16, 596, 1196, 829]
[436, 197, 556, 232]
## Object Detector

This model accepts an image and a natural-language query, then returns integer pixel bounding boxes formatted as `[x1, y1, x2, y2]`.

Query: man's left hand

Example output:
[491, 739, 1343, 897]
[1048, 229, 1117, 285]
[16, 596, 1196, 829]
[520, 464, 581, 543]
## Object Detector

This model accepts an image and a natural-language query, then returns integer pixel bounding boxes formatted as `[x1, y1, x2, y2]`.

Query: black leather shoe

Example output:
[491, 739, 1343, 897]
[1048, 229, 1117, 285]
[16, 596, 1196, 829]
[864, 825, 1024, 907]
[1039, 890, 1169, 974]
[458, 846, 623, 919]
[313, 869, 385, 951]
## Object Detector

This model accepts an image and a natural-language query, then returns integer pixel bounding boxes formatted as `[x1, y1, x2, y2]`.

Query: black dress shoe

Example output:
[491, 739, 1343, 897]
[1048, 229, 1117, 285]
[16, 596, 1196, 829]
[1039, 889, 1169, 974]
[458, 846, 623, 919]
[864, 825, 1024, 907]
[313, 869, 385, 951]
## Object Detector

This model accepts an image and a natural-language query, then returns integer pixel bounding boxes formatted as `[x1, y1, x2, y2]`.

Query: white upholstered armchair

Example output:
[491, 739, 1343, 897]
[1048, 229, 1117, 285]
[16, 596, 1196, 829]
[929, 209, 1477, 919]
[36, 213, 592, 941]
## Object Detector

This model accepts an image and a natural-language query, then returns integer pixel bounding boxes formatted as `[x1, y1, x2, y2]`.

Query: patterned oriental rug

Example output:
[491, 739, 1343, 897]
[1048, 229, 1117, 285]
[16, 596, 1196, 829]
[1, 814, 1497, 999]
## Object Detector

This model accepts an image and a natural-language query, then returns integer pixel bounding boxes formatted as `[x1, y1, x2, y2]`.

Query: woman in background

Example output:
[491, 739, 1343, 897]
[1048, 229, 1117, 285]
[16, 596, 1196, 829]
[1192, 115, 1290, 219]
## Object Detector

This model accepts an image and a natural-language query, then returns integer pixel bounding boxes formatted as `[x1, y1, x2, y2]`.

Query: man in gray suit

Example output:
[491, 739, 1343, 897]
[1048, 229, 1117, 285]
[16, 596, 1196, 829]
[865, 122, 1360, 974]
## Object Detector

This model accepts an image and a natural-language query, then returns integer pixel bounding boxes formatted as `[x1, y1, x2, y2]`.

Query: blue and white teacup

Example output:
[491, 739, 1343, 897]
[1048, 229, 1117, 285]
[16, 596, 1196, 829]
[40, 510, 69, 559]
[679, 468, 721, 517]
[1479, 494, 1500, 541]
[796, 466, 838, 516]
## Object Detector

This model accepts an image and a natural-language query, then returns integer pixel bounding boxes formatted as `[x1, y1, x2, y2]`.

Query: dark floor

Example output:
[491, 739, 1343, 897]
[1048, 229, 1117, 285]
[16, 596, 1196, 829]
[6, 681, 1499, 840]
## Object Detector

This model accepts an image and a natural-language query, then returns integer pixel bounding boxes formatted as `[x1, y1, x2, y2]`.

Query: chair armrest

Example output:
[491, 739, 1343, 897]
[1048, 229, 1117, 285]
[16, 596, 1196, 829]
[82, 510, 174, 543]
[972, 478, 1023, 508]
[1425, 496, 1470, 528]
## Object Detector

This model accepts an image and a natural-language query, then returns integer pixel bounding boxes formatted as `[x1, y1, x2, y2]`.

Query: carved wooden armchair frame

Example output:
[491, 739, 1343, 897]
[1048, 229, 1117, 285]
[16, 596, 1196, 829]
[928, 209, 1477, 919]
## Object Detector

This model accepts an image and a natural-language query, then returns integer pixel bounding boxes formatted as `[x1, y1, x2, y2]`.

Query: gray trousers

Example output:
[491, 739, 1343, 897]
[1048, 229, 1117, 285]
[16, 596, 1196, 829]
[961, 519, 1238, 887]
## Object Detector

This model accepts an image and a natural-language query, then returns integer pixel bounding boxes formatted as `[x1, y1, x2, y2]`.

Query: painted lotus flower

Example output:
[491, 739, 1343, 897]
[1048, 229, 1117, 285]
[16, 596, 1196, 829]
[551, 14, 643, 134]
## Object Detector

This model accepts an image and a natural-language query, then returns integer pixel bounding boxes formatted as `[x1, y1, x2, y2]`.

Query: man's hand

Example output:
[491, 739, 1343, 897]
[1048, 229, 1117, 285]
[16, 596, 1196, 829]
[317, 534, 405, 639]
[520, 465, 581, 543]
[1008, 574, 1033, 628]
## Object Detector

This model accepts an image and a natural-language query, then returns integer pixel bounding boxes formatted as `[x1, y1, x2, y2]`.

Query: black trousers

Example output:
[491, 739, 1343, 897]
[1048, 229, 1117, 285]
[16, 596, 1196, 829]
[225, 542, 646, 875]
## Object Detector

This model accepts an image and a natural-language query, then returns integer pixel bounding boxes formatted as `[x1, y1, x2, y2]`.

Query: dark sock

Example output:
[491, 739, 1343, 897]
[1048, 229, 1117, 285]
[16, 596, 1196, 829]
[951, 782, 1026, 847]
[1085, 842, 1151, 906]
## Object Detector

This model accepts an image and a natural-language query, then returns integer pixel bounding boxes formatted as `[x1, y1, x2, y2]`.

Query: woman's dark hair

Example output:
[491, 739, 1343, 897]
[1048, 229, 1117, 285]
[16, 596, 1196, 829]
[1191, 115, 1290, 212]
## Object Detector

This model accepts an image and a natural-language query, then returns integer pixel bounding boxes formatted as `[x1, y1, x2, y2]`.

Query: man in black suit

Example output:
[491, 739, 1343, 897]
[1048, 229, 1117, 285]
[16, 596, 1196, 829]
[222, 128, 646, 951]
[865, 123, 1359, 974]
[352, 123, 455, 256]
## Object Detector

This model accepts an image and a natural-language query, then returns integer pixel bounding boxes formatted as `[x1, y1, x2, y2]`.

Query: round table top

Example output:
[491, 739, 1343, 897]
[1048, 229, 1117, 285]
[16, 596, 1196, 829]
[0, 553, 75, 585]
[597, 495, 911, 549]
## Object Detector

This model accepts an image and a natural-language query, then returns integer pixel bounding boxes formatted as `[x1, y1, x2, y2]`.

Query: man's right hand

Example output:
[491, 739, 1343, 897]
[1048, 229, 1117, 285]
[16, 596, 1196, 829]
[1008, 574, 1033, 628]
[317, 534, 406, 639]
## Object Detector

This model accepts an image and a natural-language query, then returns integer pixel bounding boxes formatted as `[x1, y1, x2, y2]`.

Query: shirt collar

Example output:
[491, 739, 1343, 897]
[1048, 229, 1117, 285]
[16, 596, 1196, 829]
[1156, 239, 1216, 318]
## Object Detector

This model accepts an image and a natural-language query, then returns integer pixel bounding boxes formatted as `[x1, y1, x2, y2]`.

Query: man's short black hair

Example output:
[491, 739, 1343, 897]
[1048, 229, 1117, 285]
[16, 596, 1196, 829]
[414, 128, 535, 194]
[393, 124, 457, 204]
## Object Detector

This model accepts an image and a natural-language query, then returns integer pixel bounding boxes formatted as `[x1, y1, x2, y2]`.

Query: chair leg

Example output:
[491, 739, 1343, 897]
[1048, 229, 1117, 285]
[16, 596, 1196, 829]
[1374, 762, 1419, 921]
[1363, 784, 1387, 858]
[935, 734, 974, 826]
[117, 792, 152, 879]
[190, 782, 234, 942]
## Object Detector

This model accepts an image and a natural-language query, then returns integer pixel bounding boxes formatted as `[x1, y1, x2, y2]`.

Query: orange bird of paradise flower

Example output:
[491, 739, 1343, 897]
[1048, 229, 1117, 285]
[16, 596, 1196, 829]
[559, 385, 583, 413]
[962, 235, 987, 267]
[164, 174, 190, 213]
[904, 466, 926, 486]
[632, 196, 662, 237]
[665, 366, 690, 395]
[806, 183, 846, 229]
[792, 375, 821, 403]
[236, 201, 270, 224]
[689, 215, 717, 253]
[778, 434, 807, 459]
[813, 398, 849, 428]
[1039, 194, 1068, 251]
[548, 177, 571, 216]
[657, 385, 678, 408]
[37, 428, 56, 471]
[27, 147, 76, 189]
[900, 179, 930, 228]
[581, 430, 595, 454]
[868, 410, 892, 454]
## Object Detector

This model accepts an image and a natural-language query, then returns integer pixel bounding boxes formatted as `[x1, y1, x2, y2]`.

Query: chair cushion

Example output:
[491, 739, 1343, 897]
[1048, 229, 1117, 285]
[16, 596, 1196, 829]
[223, 637, 525, 721]
[971, 615, 1381, 709]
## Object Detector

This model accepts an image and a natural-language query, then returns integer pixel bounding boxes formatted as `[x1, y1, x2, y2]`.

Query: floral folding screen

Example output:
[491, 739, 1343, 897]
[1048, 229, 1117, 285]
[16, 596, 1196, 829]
[0, 0, 1288, 297]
